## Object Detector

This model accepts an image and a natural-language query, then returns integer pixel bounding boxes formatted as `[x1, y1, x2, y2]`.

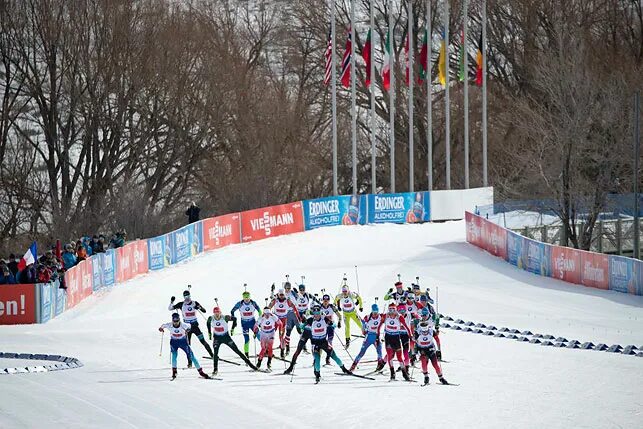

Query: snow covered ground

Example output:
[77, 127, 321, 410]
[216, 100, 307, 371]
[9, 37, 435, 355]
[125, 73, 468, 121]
[1, 221, 642, 429]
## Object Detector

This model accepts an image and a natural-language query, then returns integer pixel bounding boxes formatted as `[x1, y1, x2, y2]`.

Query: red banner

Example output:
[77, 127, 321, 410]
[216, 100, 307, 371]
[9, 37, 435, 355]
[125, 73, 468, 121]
[465, 211, 482, 248]
[551, 246, 581, 284]
[0, 283, 37, 325]
[203, 213, 241, 251]
[481, 218, 507, 259]
[116, 244, 132, 283]
[65, 259, 94, 310]
[131, 240, 149, 278]
[580, 251, 609, 290]
[241, 202, 305, 243]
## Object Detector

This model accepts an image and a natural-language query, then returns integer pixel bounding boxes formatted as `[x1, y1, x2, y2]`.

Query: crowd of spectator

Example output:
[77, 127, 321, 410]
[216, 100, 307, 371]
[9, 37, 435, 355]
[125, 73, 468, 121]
[0, 230, 128, 285]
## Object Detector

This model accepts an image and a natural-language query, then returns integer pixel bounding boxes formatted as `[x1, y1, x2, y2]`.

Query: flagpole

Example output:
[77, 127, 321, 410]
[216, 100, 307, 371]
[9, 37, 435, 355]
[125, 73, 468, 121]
[427, 0, 432, 191]
[408, 0, 414, 192]
[389, 0, 395, 193]
[463, 0, 469, 189]
[444, 0, 451, 190]
[350, 0, 357, 195]
[370, 0, 376, 194]
[482, 0, 488, 187]
[331, 1, 338, 195]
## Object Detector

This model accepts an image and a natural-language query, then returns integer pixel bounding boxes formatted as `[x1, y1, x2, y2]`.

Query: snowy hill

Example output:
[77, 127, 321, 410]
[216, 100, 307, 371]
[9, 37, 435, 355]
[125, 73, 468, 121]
[1, 221, 642, 428]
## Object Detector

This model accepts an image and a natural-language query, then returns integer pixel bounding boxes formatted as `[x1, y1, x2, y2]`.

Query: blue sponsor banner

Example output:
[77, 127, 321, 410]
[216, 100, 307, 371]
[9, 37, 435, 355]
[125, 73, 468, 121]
[541, 244, 552, 277]
[148, 235, 167, 271]
[367, 192, 430, 224]
[172, 224, 201, 264]
[103, 249, 116, 286]
[39, 282, 53, 324]
[506, 231, 522, 268]
[54, 282, 66, 317]
[609, 255, 635, 294]
[92, 253, 104, 291]
[521, 238, 543, 275]
[304, 195, 367, 230]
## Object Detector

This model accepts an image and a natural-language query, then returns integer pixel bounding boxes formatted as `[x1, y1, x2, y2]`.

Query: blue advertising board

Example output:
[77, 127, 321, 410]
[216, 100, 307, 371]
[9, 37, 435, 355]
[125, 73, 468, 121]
[92, 253, 104, 291]
[521, 238, 543, 275]
[304, 195, 367, 230]
[541, 243, 552, 277]
[39, 282, 53, 324]
[148, 235, 168, 271]
[54, 285, 66, 316]
[171, 223, 202, 264]
[506, 231, 523, 268]
[609, 255, 635, 294]
[367, 192, 430, 224]
[103, 249, 116, 286]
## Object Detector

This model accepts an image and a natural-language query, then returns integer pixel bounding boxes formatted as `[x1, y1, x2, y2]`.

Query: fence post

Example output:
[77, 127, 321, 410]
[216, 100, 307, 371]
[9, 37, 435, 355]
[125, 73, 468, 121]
[542, 225, 548, 244]
[597, 220, 603, 253]
[616, 219, 622, 255]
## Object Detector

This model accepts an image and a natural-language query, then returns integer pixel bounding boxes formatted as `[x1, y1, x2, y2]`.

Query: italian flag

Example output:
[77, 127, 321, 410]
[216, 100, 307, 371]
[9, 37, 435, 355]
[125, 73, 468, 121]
[382, 30, 391, 91]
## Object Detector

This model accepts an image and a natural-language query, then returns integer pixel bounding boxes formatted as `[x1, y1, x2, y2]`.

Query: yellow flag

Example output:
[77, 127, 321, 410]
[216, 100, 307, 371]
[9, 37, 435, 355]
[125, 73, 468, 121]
[438, 30, 447, 86]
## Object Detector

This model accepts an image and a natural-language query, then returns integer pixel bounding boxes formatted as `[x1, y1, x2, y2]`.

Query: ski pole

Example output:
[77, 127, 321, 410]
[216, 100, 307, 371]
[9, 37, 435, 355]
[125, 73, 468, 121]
[159, 331, 164, 356]
[354, 265, 360, 296]
[436, 286, 439, 315]
[335, 334, 355, 363]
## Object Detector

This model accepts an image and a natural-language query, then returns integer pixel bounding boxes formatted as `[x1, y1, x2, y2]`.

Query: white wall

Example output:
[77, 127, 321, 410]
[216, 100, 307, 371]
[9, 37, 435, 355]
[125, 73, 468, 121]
[431, 187, 493, 221]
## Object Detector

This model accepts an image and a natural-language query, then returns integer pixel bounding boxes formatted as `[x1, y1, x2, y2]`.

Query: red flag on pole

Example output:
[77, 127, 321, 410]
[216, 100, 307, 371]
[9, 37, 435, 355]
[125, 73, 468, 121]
[363, 29, 372, 87]
[324, 27, 332, 86]
[340, 28, 352, 88]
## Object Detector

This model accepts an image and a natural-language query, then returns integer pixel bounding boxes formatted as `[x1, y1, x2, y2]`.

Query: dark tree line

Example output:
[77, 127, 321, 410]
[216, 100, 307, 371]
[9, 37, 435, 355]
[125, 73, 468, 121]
[0, 0, 641, 253]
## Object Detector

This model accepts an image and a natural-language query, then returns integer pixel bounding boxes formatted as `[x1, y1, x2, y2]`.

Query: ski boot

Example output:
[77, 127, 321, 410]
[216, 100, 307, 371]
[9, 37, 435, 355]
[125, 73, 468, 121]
[375, 359, 386, 372]
[211, 367, 218, 376]
[198, 368, 211, 379]
[171, 368, 177, 380]
[423, 374, 430, 385]
[401, 366, 411, 381]
[345, 337, 351, 348]
[439, 375, 449, 385]
[349, 361, 358, 372]
[389, 366, 396, 381]
[283, 365, 294, 375]
[340, 365, 351, 375]
[314, 370, 321, 384]
[267, 357, 272, 371]
[256, 358, 262, 368]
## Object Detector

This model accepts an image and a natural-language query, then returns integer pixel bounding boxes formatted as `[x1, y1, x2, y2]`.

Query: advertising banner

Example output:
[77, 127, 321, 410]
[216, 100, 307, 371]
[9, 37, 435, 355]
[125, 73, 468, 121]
[542, 244, 552, 277]
[482, 219, 508, 259]
[635, 259, 643, 296]
[203, 213, 241, 251]
[608, 255, 636, 294]
[54, 284, 66, 317]
[367, 192, 430, 224]
[131, 240, 149, 278]
[580, 251, 609, 290]
[116, 245, 132, 283]
[241, 202, 305, 243]
[171, 223, 202, 264]
[304, 195, 367, 230]
[550, 246, 581, 284]
[506, 231, 523, 268]
[148, 235, 169, 271]
[521, 238, 545, 275]
[0, 283, 37, 325]
[465, 211, 482, 248]
[103, 249, 116, 286]
[92, 253, 104, 291]
[39, 282, 53, 324]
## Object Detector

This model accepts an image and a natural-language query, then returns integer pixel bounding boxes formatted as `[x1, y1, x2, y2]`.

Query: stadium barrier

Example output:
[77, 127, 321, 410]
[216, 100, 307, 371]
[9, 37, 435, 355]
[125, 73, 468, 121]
[1, 187, 493, 325]
[465, 211, 643, 296]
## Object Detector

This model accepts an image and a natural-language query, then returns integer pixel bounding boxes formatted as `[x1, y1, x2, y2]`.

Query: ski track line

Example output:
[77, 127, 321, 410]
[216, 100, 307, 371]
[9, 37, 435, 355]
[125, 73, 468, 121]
[18, 375, 140, 428]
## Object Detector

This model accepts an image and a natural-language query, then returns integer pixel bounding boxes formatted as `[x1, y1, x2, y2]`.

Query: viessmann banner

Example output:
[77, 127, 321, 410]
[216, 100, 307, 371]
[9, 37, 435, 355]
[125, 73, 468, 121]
[367, 192, 431, 224]
[304, 195, 367, 230]
[241, 202, 305, 242]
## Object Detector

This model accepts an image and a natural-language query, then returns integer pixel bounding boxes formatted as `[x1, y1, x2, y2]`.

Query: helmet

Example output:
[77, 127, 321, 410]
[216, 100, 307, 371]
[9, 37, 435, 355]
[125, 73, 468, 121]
[322, 294, 330, 301]
[171, 312, 181, 322]
[298, 284, 305, 291]
[407, 294, 416, 301]
[388, 303, 397, 311]
[277, 288, 285, 295]
[242, 291, 251, 299]
[420, 307, 430, 317]
[418, 321, 430, 334]
[284, 282, 292, 289]
[341, 285, 349, 293]
[311, 305, 321, 315]
[263, 307, 271, 315]
[212, 306, 221, 314]
[371, 304, 379, 313]
[419, 294, 428, 302]
[395, 281, 403, 289]
[412, 283, 420, 290]
[183, 290, 190, 297]
[397, 304, 406, 312]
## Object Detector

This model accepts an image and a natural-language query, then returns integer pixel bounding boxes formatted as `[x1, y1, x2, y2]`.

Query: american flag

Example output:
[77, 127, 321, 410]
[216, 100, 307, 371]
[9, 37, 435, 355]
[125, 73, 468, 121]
[324, 28, 332, 85]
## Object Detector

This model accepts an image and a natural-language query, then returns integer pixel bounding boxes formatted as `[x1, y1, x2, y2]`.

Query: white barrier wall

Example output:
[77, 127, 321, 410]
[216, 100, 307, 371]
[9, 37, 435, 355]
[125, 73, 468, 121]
[430, 187, 494, 221]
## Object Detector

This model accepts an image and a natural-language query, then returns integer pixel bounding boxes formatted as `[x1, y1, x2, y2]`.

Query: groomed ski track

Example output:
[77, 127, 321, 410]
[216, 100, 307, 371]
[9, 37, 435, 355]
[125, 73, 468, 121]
[1, 221, 642, 428]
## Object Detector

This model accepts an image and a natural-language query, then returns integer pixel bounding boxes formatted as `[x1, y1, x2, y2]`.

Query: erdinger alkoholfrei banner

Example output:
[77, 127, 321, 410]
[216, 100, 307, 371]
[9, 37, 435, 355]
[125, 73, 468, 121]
[367, 192, 430, 224]
[304, 195, 367, 230]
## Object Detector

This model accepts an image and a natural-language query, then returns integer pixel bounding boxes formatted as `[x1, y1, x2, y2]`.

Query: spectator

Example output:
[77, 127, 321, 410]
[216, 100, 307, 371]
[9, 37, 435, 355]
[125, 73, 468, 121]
[98, 234, 107, 252]
[62, 243, 77, 269]
[0, 261, 16, 284]
[91, 235, 104, 254]
[82, 236, 93, 257]
[37, 264, 52, 283]
[110, 230, 126, 249]
[7, 253, 19, 276]
[18, 263, 37, 284]
[76, 241, 87, 261]
[185, 201, 201, 224]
